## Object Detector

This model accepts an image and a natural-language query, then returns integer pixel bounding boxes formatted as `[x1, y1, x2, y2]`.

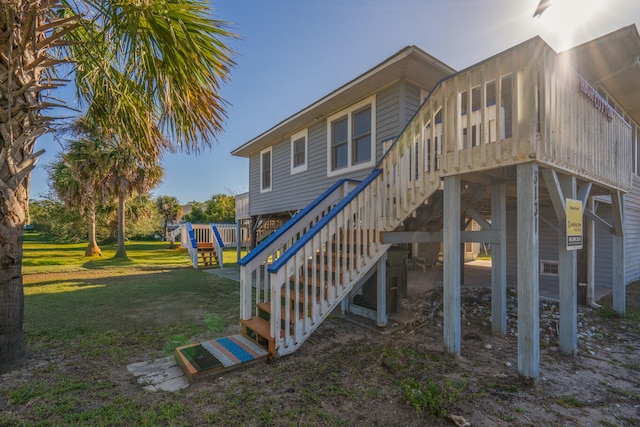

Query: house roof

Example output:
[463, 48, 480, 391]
[562, 25, 640, 125]
[231, 45, 456, 158]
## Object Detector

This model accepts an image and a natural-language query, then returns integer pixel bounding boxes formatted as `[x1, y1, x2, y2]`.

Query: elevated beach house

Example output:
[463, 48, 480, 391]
[229, 26, 640, 382]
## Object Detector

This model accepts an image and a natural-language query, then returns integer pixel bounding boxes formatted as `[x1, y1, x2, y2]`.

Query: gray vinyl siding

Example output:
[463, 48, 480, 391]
[625, 175, 640, 283]
[537, 206, 560, 289]
[593, 203, 613, 287]
[248, 82, 413, 217]
[505, 205, 567, 289]
[406, 84, 421, 123]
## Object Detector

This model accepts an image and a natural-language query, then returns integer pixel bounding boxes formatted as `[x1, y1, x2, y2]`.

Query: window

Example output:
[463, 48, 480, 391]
[260, 147, 272, 192]
[291, 129, 308, 174]
[327, 95, 376, 176]
[540, 260, 559, 276]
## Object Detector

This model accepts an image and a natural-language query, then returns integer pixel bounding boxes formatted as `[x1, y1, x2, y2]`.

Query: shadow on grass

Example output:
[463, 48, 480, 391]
[24, 268, 240, 338]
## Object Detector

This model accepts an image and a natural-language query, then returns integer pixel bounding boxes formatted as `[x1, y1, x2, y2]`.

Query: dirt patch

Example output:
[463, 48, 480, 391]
[2, 276, 639, 426]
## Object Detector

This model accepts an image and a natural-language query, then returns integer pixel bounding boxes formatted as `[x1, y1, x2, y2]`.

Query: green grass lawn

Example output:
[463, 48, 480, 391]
[22, 233, 243, 273]
[0, 237, 250, 425]
[4, 236, 640, 426]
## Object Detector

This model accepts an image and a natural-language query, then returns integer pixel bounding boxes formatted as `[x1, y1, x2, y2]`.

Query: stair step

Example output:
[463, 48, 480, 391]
[240, 316, 278, 359]
[241, 316, 273, 338]
[257, 301, 304, 320]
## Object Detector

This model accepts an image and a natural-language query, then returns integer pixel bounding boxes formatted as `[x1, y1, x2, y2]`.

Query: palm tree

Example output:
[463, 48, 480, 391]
[103, 145, 164, 259]
[0, 0, 235, 373]
[156, 195, 183, 245]
[49, 138, 111, 256]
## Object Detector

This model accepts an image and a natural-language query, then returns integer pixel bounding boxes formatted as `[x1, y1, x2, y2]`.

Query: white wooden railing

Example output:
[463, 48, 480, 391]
[239, 179, 360, 319]
[239, 36, 633, 358]
[182, 222, 225, 268]
[418, 37, 631, 191]
[211, 222, 244, 248]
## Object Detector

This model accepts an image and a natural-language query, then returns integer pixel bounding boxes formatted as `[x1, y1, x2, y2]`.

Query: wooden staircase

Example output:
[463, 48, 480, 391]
[240, 230, 374, 358]
[181, 222, 225, 269]
[238, 162, 441, 360]
[196, 242, 220, 267]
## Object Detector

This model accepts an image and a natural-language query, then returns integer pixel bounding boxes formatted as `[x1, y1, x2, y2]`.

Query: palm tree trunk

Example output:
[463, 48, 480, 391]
[0, 186, 28, 373]
[114, 193, 128, 259]
[85, 198, 102, 257]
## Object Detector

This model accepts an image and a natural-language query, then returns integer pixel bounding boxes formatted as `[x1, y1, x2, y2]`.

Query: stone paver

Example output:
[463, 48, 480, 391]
[127, 356, 190, 392]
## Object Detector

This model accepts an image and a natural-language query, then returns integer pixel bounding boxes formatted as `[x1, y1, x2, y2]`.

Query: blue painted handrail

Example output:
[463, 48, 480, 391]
[210, 223, 225, 248]
[268, 169, 382, 274]
[238, 178, 360, 267]
[186, 222, 197, 249]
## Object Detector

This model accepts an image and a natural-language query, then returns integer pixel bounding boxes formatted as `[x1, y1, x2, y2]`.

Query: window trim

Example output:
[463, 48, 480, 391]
[326, 95, 376, 177]
[260, 146, 272, 193]
[290, 129, 308, 175]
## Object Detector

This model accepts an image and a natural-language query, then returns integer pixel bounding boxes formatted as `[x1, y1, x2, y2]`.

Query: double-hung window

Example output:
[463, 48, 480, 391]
[260, 147, 272, 192]
[291, 129, 308, 174]
[327, 95, 376, 176]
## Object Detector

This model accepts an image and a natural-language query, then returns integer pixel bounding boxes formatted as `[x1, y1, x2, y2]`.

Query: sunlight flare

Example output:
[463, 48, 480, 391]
[534, 0, 609, 50]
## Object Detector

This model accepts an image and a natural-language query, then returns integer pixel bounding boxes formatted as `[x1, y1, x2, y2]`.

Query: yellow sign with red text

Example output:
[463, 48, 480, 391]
[566, 198, 583, 250]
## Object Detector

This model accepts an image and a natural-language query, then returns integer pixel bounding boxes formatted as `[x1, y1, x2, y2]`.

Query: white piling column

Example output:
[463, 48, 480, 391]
[517, 163, 540, 383]
[443, 175, 461, 356]
[587, 198, 596, 306]
[611, 191, 626, 315]
[558, 175, 577, 355]
[376, 251, 388, 327]
[491, 183, 507, 337]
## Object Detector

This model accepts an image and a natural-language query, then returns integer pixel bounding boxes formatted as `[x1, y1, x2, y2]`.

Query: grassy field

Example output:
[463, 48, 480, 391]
[2, 237, 639, 426]
[22, 232, 242, 273]
[1, 238, 250, 425]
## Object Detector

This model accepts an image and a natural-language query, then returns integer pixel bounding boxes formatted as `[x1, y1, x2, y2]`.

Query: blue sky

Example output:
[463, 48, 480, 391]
[29, 0, 640, 204]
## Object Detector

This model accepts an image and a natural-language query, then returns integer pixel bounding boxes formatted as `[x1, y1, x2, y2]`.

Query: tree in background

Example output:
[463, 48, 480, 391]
[156, 195, 183, 243]
[1, 1, 235, 372]
[29, 197, 87, 243]
[103, 147, 164, 259]
[106, 195, 160, 241]
[183, 201, 206, 223]
[183, 194, 236, 224]
[48, 138, 110, 256]
[205, 194, 236, 223]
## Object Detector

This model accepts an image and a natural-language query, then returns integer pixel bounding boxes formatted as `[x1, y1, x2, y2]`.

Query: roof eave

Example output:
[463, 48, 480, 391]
[231, 46, 455, 158]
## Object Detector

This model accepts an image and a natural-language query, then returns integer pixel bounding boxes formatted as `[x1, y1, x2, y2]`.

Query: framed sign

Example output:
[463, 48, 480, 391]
[566, 198, 583, 250]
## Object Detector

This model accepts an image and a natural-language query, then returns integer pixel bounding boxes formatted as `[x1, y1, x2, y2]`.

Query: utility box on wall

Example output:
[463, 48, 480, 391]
[355, 248, 408, 314]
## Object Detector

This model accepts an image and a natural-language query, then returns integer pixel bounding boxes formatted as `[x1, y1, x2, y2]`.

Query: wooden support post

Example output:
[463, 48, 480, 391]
[236, 222, 242, 263]
[517, 163, 539, 383]
[443, 175, 461, 356]
[558, 174, 577, 355]
[611, 191, 626, 315]
[240, 266, 252, 320]
[491, 183, 507, 337]
[377, 251, 388, 327]
[587, 198, 597, 306]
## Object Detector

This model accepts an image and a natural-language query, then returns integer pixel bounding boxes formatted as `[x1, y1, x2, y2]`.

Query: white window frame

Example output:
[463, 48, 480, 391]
[540, 260, 559, 277]
[260, 146, 272, 193]
[326, 95, 376, 177]
[290, 129, 308, 175]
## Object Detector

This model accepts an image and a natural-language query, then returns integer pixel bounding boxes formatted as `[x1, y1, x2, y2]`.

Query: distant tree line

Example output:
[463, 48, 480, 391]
[29, 192, 237, 246]
[183, 194, 236, 224]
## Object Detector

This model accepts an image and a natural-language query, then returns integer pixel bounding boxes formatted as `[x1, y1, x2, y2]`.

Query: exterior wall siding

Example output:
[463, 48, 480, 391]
[593, 203, 614, 287]
[625, 174, 640, 283]
[406, 84, 421, 123]
[248, 82, 425, 216]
